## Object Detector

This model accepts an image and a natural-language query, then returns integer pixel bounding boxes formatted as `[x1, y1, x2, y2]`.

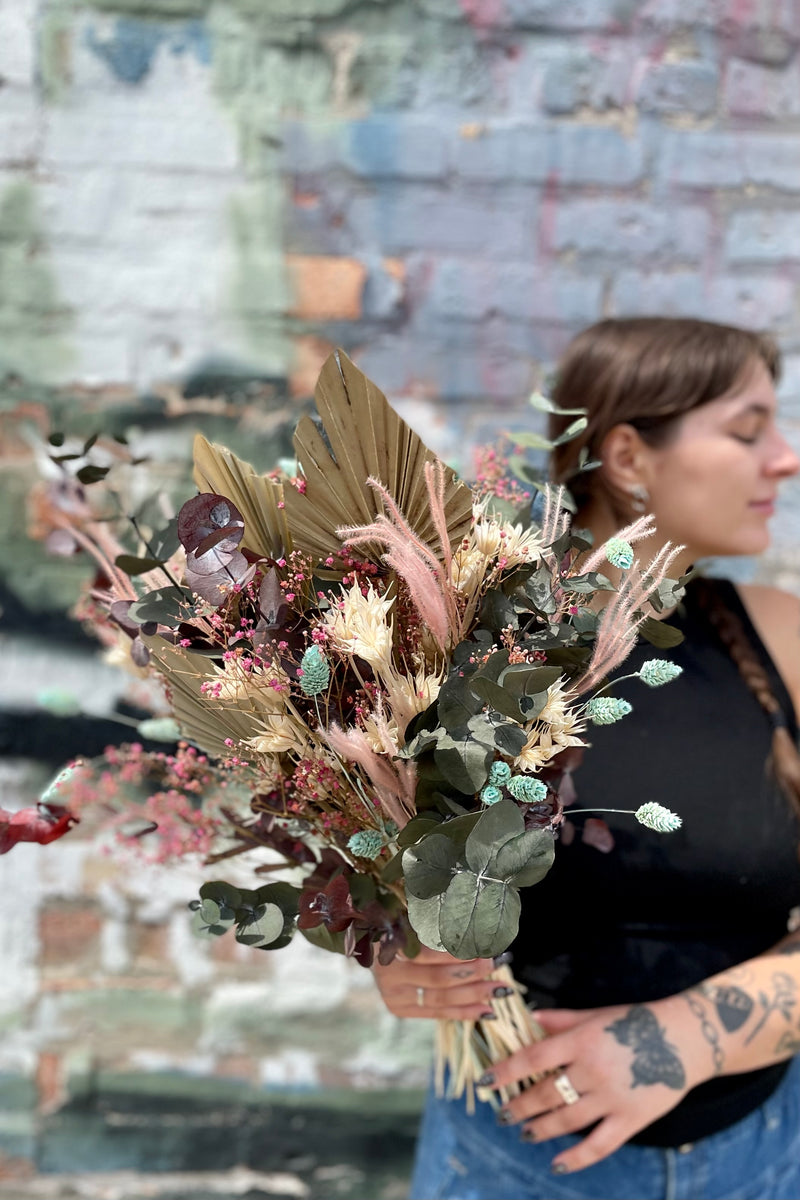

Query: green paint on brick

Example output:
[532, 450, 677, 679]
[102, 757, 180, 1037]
[0, 182, 74, 383]
[50, 989, 204, 1044]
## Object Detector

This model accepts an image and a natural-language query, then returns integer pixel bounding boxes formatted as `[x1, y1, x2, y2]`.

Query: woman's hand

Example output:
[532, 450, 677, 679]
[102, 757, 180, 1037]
[372, 947, 505, 1021]
[481, 997, 708, 1175]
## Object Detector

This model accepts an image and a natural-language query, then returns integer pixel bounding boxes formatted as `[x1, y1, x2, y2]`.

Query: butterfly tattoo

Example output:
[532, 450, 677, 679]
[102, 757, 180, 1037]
[605, 1005, 686, 1090]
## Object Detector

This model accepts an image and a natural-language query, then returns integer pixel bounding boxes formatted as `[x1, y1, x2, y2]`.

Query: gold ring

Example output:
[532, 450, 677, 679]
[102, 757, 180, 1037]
[553, 1072, 580, 1106]
[416, 986, 425, 1007]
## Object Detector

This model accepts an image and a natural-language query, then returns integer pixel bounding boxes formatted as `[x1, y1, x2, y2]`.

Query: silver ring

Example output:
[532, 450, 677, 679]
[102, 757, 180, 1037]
[416, 986, 425, 1007]
[553, 1072, 580, 1106]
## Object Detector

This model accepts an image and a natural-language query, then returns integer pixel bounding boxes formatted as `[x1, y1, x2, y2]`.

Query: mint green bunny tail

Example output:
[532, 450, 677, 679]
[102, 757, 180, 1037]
[347, 829, 385, 859]
[299, 646, 330, 696]
[488, 761, 512, 785]
[585, 697, 632, 725]
[605, 537, 634, 570]
[506, 775, 548, 804]
[639, 660, 683, 688]
[635, 802, 682, 833]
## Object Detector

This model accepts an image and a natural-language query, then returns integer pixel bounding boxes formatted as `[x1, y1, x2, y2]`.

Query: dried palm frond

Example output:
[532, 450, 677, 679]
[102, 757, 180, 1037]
[192, 435, 291, 561]
[281, 349, 472, 569]
[142, 637, 266, 760]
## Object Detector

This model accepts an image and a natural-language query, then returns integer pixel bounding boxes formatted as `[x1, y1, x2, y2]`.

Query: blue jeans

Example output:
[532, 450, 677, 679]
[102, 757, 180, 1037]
[409, 1055, 800, 1200]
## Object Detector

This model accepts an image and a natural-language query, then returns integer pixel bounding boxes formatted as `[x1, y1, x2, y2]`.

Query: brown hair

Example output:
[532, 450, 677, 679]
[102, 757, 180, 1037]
[547, 317, 799, 820]
[549, 316, 780, 514]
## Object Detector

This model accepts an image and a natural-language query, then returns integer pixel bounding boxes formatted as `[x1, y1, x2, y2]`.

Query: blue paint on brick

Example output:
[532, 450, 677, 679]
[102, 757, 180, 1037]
[86, 17, 210, 85]
[347, 117, 447, 180]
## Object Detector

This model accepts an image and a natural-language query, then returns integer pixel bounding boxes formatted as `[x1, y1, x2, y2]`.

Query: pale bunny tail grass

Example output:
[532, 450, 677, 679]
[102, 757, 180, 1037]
[541, 485, 571, 549]
[338, 476, 460, 653]
[435, 963, 547, 1115]
[575, 540, 685, 696]
[323, 723, 412, 829]
[579, 514, 657, 576]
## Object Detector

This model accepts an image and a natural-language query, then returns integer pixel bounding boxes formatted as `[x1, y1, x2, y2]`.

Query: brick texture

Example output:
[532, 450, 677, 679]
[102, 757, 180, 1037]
[2, 3, 800, 1175]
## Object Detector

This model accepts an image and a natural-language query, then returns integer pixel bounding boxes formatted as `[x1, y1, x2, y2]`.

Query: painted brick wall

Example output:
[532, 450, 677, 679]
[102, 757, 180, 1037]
[2, 0, 800, 1190]
[1, 0, 799, 566]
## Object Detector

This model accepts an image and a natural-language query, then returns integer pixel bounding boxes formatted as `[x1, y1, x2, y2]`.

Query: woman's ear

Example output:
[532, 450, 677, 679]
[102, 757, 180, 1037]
[596, 423, 651, 494]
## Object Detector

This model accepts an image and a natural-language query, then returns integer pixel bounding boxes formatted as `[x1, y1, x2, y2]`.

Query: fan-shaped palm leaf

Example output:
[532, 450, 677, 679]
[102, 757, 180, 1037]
[192, 435, 291, 561]
[142, 638, 267, 760]
[281, 349, 472, 568]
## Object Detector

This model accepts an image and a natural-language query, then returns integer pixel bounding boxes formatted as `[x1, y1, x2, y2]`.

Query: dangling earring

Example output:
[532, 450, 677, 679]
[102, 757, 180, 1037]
[629, 484, 649, 514]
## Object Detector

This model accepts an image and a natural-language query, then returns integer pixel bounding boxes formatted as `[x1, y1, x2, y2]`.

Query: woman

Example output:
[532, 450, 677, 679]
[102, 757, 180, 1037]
[374, 317, 800, 1200]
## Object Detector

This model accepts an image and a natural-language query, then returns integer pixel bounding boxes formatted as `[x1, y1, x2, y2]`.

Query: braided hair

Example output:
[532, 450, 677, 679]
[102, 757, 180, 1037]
[692, 578, 800, 826]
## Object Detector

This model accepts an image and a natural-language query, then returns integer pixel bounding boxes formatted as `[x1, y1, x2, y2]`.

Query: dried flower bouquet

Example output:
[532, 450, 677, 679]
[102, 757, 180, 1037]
[32, 351, 687, 1106]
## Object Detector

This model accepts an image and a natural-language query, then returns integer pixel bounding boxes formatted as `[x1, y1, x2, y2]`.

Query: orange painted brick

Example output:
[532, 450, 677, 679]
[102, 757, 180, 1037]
[287, 255, 366, 321]
[39, 903, 103, 966]
[36, 1052, 64, 1114]
[289, 333, 336, 398]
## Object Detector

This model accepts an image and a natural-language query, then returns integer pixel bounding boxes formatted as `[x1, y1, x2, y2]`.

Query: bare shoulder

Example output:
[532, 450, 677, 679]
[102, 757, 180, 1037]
[737, 584, 800, 714]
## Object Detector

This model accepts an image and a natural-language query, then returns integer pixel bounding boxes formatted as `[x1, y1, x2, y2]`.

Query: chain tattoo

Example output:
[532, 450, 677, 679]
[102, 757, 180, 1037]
[683, 990, 725, 1075]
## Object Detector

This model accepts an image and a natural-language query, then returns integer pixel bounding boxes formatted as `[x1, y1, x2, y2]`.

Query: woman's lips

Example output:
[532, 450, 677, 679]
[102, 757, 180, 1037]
[749, 500, 775, 515]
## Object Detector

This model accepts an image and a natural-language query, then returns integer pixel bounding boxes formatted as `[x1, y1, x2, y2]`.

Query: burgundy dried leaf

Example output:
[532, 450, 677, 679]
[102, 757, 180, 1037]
[297, 873, 355, 933]
[177, 493, 244, 556]
[184, 551, 249, 603]
[0, 805, 79, 854]
[259, 568, 287, 628]
[185, 543, 239, 576]
[581, 817, 615, 854]
[195, 523, 245, 558]
[109, 600, 140, 638]
[557, 771, 578, 809]
[559, 819, 575, 846]
[349, 931, 375, 968]
[130, 636, 151, 667]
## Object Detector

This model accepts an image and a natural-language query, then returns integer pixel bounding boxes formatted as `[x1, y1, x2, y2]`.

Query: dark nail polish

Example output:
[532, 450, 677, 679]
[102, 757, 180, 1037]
[493, 950, 514, 967]
[496, 1109, 515, 1126]
[480, 1011, 498, 1021]
[476, 1071, 495, 1088]
[493, 985, 514, 998]
[551, 1163, 568, 1175]
[520, 1127, 537, 1142]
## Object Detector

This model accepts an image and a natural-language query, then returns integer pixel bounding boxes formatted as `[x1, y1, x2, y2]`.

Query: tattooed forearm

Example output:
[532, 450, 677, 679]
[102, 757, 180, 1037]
[744, 971, 797, 1046]
[605, 1005, 686, 1090]
[683, 990, 725, 1074]
[698, 982, 754, 1033]
[775, 1030, 800, 1055]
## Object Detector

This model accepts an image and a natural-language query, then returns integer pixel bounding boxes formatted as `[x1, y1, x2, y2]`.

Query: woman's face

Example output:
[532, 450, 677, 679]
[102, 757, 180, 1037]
[640, 358, 799, 559]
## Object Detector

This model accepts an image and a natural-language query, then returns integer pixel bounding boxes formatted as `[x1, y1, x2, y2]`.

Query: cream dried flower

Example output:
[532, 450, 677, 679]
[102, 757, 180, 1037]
[514, 679, 587, 771]
[451, 545, 488, 597]
[386, 665, 443, 718]
[324, 581, 395, 669]
[473, 517, 503, 558]
[499, 522, 543, 567]
[213, 661, 289, 715]
[246, 714, 307, 755]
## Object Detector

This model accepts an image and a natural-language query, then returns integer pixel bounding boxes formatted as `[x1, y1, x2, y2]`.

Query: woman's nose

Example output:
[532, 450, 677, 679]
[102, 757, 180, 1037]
[768, 429, 800, 478]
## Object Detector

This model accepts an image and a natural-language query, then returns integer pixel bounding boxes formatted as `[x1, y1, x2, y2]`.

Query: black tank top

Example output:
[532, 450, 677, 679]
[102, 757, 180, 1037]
[513, 577, 800, 1147]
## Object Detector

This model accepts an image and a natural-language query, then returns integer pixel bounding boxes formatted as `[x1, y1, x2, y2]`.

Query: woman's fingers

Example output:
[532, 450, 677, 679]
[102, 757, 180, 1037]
[533, 1008, 599, 1035]
[373, 954, 494, 993]
[498, 1067, 586, 1127]
[477, 1033, 576, 1090]
[372, 952, 502, 1018]
[519, 1094, 605, 1145]
[549, 1116, 631, 1176]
